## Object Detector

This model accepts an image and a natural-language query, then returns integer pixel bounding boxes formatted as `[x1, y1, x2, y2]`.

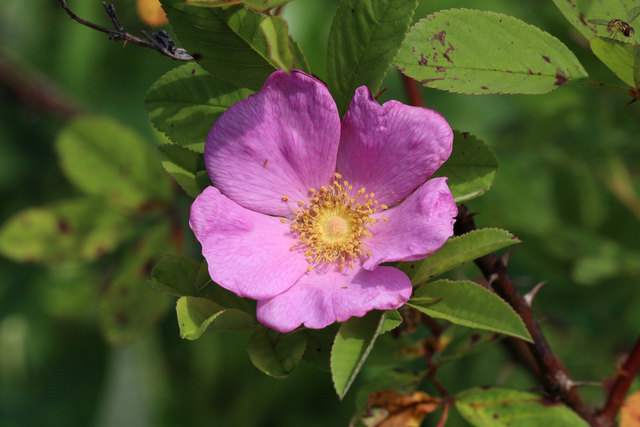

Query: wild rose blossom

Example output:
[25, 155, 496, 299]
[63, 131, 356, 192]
[190, 70, 457, 333]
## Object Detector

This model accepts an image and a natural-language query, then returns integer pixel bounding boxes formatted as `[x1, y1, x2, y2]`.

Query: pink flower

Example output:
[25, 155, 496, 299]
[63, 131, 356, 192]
[190, 70, 457, 333]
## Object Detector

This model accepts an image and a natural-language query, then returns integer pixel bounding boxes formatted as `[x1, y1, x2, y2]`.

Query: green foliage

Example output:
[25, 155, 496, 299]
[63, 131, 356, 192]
[553, 0, 640, 44]
[301, 324, 340, 372]
[590, 37, 639, 88]
[398, 228, 520, 285]
[261, 16, 294, 73]
[331, 310, 389, 399]
[455, 387, 589, 426]
[144, 63, 254, 152]
[432, 131, 499, 202]
[408, 280, 532, 341]
[185, 0, 293, 11]
[149, 256, 202, 296]
[246, 328, 306, 378]
[55, 116, 171, 211]
[176, 296, 254, 339]
[157, 143, 209, 198]
[395, 9, 588, 94]
[326, 0, 418, 115]
[98, 222, 175, 344]
[0, 199, 132, 265]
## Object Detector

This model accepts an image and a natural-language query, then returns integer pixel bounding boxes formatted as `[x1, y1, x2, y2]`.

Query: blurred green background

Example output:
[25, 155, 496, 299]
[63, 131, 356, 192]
[1, 0, 639, 425]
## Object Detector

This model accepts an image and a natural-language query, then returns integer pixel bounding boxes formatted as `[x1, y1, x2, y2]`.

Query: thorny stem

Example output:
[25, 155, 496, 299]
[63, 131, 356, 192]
[57, 0, 193, 61]
[596, 335, 640, 426]
[453, 205, 598, 426]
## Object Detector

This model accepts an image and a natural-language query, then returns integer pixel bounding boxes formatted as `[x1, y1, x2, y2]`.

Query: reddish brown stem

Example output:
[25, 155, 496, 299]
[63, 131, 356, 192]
[401, 73, 424, 107]
[597, 335, 640, 426]
[454, 205, 597, 425]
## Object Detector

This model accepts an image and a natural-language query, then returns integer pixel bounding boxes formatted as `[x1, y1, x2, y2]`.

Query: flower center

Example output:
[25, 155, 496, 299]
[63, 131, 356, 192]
[283, 173, 388, 272]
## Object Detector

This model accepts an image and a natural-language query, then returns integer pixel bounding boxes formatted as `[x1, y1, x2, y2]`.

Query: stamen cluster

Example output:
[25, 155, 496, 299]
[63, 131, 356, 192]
[284, 173, 388, 271]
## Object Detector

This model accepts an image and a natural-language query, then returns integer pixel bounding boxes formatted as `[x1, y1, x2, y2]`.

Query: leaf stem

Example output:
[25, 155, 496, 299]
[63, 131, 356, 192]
[568, 78, 639, 100]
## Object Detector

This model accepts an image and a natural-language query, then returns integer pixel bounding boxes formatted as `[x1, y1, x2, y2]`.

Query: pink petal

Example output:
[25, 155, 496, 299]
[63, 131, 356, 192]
[190, 186, 310, 300]
[256, 264, 412, 333]
[362, 177, 457, 270]
[205, 70, 340, 217]
[337, 86, 453, 207]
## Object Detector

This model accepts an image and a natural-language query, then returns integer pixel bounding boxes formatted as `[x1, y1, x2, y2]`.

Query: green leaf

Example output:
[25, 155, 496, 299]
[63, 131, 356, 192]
[195, 260, 257, 316]
[455, 387, 589, 426]
[185, 0, 293, 11]
[0, 198, 133, 265]
[435, 324, 501, 364]
[327, 0, 418, 116]
[590, 37, 636, 87]
[407, 280, 532, 341]
[553, 0, 640, 45]
[398, 228, 520, 285]
[149, 256, 201, 296]
[55, 116, 171, 211]
[145, 63, 254, 152]
[176, 296, 254, 339]
[98, 221, 174, 344]
[301, 324, 339, 372]
[432, 131, 499, 202]
[157, 143, 207, 198]
[380, 309, 403, 334]
[246, 328, 306, 378]
[331, 310, 386, 399]
[160, 2, 308, 90]
[394, 9, 588, 94]
[261, 16, 294, 73]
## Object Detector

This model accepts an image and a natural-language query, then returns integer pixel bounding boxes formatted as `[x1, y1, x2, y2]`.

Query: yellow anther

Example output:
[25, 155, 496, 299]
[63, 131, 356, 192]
[280, 218, 287, 223]
[282, 196, 289, 201]
[335, 172, 342, 179]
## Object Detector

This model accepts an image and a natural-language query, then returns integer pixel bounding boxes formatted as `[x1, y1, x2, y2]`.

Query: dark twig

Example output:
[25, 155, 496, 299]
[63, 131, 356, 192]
[454, 205, 597, 426]
[596, 335, 640, 426]
[401, 73, 424, 108]
[57, 0, 193, 61]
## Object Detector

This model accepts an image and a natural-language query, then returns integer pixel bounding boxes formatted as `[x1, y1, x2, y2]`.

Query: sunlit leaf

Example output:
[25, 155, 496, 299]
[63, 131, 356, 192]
[56, 116, 171, 211]
[394, 9, 588, 94]
[398, 228, 520, 285]
[176, 296, 254, 339]
[553, 0, 640, 45]
[455, 387, 589, 426]
[261, 16, 294, 73]
[137, 0, 168, 27]
[327, 0, 418, 115]
[432, 131, 499, 202]
[145, 63, 254, 152]
[407, 280, 532, 341]
[590, 37, 636, 87]
[331, 310, 386, 399]
[157, 143, 206, 198]
[98, 221, 174, 344]
[159, 2, 309, 89]
[0, 199, 133, 265]
[246, 328, 306, 378]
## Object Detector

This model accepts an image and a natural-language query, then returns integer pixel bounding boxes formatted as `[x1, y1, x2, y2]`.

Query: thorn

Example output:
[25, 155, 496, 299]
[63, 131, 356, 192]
[501, 247, 517, 267]
[374, 87, 388, 100]
[524, 281, 547, 306]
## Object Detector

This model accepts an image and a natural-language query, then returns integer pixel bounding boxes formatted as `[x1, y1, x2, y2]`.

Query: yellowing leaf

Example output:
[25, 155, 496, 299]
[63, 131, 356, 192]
[137, 0, 168, 27]
[366, 390, 441, 427]
[621, 391, 640, 427]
